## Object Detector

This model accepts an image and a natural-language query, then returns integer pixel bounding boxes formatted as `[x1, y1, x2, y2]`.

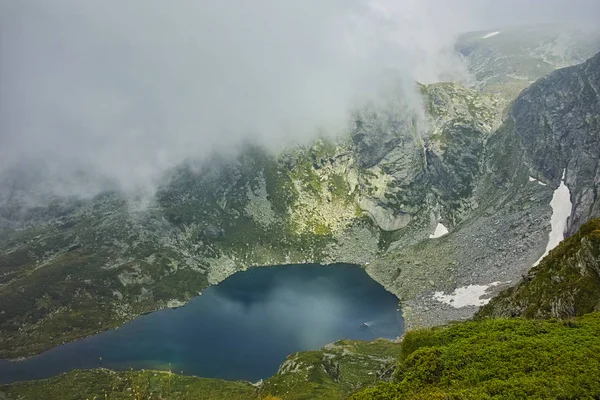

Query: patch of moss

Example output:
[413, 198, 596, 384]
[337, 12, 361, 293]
[314, 223, 332, 236]
[264, 158, 298, 216]
[289, 157, 323, 196]
[329, 173, 352, 204]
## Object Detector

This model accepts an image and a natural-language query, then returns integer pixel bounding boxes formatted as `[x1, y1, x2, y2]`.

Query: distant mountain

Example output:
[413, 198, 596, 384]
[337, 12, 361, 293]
[457, 25, 600, 98]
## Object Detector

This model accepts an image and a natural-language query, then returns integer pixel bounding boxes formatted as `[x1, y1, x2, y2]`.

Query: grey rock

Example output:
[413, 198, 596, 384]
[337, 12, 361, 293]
[203, 225, 224, 239]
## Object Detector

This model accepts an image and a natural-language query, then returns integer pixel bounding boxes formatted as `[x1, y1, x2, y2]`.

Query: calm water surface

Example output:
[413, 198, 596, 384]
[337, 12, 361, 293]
[0, 264, 403, 384]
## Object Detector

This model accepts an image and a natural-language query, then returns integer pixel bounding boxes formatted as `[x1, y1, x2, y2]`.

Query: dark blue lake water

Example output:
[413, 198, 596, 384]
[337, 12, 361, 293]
[0, 264, 403, 384]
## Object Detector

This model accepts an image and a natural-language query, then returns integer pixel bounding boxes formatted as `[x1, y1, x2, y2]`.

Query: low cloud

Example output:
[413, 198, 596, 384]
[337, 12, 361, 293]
[1, 0, 598, 195]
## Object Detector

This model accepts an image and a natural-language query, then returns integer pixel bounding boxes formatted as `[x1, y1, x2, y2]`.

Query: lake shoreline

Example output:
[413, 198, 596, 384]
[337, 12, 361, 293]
[0, 264, 404, 385]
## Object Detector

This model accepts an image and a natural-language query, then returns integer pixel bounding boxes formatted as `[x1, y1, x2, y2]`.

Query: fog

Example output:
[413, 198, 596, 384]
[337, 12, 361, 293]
[1, 0, 599, 195]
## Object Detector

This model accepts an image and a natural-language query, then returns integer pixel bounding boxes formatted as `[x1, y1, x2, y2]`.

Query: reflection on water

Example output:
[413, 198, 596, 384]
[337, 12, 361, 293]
[0, 264, 403, 384]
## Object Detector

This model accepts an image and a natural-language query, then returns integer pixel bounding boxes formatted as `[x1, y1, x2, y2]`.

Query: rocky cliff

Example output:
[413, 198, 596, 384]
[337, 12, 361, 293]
[505, 51, 600, 236]
[368, 48, 600, 329]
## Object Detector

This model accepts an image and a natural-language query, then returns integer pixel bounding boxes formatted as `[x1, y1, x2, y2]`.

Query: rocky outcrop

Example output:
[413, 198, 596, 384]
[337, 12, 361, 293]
[506, 52, 600, 235]
[477, 218, 600, 319]
[368, 51, 600, 329]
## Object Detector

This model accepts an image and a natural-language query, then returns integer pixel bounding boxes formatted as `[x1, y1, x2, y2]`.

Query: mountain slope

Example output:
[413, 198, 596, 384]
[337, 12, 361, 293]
[368, 50, 600, 329]
[503, 51, 600, 236]
[477, 218, 600, 319]
[350, 313, 600, 400]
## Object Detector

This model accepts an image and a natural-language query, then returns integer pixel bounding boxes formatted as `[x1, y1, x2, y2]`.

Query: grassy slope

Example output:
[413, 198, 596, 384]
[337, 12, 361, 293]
[351, 313, 600, 399]
[0, 369, 256, 400]
[256, 339, 402, 400]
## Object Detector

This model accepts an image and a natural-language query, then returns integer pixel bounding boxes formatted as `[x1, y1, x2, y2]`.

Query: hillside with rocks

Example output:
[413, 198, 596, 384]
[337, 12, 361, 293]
[478, 218, 600, 319]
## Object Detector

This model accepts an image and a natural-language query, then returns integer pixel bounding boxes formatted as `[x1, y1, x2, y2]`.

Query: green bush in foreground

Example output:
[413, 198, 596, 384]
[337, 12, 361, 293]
[351, 313, 600, 399]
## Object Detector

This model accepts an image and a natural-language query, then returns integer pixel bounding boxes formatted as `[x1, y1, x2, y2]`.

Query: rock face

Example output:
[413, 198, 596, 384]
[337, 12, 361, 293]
[477, 219, 600, 319]
[0, 27, 599, 358]
[203, 225, 224, 239]
[366, 50, 600, 329]
[506, 52, 600, 236]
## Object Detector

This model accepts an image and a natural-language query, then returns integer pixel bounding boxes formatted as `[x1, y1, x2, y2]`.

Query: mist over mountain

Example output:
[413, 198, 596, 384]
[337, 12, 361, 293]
[2, 0, 599, 196]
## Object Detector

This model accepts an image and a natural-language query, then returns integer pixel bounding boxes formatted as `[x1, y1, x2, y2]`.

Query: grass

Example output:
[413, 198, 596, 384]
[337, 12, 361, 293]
[0, 369, 256, 400]
[350, 313, 600, 399]
[257, 339, 403, 400]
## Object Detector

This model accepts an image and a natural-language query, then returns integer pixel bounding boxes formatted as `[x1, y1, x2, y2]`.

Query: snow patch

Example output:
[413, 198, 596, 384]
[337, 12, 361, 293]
[433, 281, 509, 308]
[482, 31, 500, 39]
[529, 176, 548, 186]
[534, 170, 572, 266]
[429, 223, 449, 239]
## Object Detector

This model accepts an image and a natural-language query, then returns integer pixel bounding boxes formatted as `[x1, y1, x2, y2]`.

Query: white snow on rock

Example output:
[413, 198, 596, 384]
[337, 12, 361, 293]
[433, 281, 509, 308]
[529, 176, 548, 186]
[534, 170, 572, 266]
[429, 223, 449, 239]
[482, 31, 500, 39]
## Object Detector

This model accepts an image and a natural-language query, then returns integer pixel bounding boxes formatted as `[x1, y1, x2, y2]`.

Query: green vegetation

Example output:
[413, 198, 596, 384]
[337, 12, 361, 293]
[0, 190, 218, 358]
[351, 313, 600, 399]
[257, 339, 402, 400]
[3, 212, 600, 398]
[288, 156, 323, 196]
[329, 173, 352, 203]
[0, 369, 255, 400]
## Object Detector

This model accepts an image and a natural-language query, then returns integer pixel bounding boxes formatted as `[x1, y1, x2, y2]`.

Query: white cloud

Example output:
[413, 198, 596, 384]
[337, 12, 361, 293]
[1, 0, 598, 194]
